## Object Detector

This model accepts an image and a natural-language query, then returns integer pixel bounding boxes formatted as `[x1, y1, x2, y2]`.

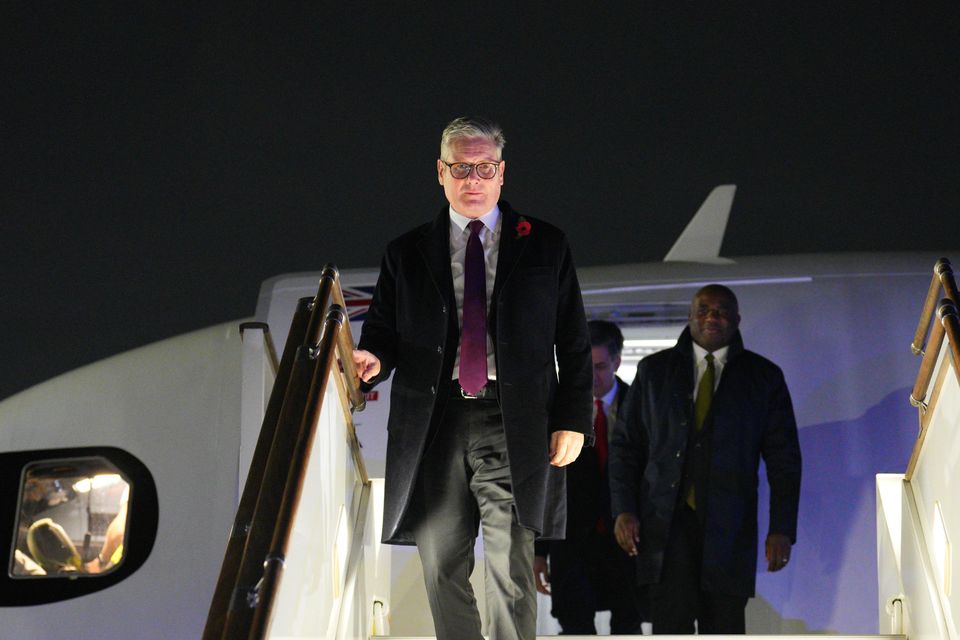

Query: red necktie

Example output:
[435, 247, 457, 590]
[593, 398, 608, 470]
[459, 220, 488, 395]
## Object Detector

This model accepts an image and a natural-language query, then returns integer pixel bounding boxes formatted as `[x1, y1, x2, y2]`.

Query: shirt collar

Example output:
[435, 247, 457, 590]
[692, 341, 729, 366]
[598, 378, 619, 407]
[449, 204, 501, 234]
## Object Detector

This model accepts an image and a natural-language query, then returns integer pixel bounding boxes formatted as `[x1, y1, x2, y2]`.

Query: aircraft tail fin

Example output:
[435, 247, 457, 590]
[663, 184, 737, 264]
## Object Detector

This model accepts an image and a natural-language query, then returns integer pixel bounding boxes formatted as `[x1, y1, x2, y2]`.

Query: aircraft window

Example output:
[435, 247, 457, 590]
[9, 458, 130, 579]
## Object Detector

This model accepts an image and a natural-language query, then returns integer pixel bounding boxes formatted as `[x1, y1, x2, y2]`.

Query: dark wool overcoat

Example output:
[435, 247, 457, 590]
[358, 201, 593, 545]
[536, 376, 633, 608]
[609, 327, 801, 597]
[538, 375, 629, 554]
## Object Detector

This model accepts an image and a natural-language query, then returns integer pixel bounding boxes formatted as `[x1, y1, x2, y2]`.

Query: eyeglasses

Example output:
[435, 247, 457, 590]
[441, 160, 501, 180]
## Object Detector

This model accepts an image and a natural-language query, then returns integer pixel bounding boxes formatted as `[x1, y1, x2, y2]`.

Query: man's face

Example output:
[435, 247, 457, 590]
[592, 344, 621, 399]
[688, 290, 740, 352]
[437, 136, 505, 218]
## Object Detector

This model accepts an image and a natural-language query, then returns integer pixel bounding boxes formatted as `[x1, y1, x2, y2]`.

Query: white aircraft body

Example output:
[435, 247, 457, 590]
[0, 186, 953, 638]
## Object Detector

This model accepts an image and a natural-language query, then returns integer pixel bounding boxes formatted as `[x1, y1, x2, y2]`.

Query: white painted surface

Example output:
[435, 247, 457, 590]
[0, 323, 244, 639]
[906, 349, 960, 638]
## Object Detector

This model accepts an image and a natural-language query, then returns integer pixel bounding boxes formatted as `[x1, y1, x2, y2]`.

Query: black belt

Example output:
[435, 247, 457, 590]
[451, 380, 498, 400]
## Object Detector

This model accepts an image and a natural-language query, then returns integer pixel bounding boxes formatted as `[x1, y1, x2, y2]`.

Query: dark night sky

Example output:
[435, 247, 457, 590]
[3, 3, 958, 401]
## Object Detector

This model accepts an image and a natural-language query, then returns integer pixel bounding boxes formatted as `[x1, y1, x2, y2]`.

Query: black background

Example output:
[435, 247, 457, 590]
[4, 3, 958, 401]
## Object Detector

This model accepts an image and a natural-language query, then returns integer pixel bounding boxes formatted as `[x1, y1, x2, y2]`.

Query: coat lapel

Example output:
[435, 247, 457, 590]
[416, 206, 457, 318]
[671, 331, 697, 410]
[492, 202, 529, 304]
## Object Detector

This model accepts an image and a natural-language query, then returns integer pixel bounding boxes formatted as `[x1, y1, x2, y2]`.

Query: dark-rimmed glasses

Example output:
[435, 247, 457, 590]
[441, 160, 501, 180]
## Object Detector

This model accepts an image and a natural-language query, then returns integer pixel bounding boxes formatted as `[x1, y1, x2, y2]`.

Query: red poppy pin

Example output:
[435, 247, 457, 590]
[515, 217, 532, 238]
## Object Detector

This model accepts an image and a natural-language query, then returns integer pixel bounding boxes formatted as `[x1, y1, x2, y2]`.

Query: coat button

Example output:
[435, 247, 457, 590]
[670, 480, 678, 488]
[441, 305, 447, 313]
[436, 345, 443, 353]
[430, 385, 436, 395]
[675, 450, 682, 458]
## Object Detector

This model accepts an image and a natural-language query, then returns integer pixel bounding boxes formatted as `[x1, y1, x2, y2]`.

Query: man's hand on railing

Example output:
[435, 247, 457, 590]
[352, 350, 381, 383]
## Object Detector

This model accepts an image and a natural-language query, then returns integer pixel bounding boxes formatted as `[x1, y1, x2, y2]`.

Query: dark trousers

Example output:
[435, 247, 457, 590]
[549, 529, 643, 635]
[410, 397, 537, 640]
[649, 503, 747, 634]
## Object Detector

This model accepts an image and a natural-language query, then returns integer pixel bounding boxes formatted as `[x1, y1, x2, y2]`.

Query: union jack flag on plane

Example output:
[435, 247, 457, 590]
[342, 285, 376, 322]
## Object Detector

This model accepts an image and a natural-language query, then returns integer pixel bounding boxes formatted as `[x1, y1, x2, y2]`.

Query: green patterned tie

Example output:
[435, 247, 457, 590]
[695, 353, 715, 429]
[686, 353, 715, 509]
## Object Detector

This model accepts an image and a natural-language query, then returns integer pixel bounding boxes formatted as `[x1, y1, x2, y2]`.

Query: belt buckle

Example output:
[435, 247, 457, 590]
[460, 386, 479, 400]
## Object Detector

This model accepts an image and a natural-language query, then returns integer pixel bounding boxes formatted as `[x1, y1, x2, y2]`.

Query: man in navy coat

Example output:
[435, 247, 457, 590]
[353, 116, 593, 640]
[609, 284, 801, 634]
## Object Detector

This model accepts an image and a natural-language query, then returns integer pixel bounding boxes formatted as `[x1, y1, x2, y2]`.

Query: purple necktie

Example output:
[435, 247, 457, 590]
[459, 220, 488, 395]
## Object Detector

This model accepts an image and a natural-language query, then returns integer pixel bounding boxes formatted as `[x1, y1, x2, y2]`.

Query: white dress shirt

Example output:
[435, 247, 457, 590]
[449, 205, 501, 380]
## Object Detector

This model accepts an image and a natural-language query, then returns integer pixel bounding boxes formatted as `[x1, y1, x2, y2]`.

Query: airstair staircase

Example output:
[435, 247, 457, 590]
[202, 260, 960, 639]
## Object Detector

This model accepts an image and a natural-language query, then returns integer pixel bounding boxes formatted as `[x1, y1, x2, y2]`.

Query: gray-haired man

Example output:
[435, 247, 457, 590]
[353, 117, 593, 639]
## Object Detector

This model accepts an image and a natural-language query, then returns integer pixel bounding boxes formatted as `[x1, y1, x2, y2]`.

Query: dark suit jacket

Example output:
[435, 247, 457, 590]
[359, 201, 593, 544]
[609, 327, 801, 597]
[537, 375, 628, 558]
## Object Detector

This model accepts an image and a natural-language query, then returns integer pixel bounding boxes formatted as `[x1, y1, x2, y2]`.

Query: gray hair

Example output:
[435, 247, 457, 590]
[440, 116, 506, 160]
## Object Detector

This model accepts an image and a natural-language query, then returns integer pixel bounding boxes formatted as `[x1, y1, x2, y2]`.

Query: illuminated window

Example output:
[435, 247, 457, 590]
[10, 458, 130, 579]
[616, 327, 684, 384]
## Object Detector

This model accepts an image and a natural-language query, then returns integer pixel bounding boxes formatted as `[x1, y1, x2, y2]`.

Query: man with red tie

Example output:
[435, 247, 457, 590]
[352, 117, 593, 640]
[533, 320, 643, 634]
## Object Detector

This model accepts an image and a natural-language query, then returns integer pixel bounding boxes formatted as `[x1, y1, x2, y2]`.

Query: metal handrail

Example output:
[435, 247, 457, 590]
[939, 299, 960, 386]
[239, 322, 281, 376]
[203, 300, 312, 640]
[910, 312, 946, 411]
[911, 258, 958, 355]
[248, 304, 347, 638]
[327, 267, 367, 413]
[307, 265, 366, 412]
[906, 298, 960, 481]
[204, 264, 367, 640]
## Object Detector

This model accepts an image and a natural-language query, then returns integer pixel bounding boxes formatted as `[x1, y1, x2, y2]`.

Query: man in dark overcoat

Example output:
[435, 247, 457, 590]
[353, 116, 593, 640]
[534, 320, 643, 634]
[609, 284, 801, 634]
